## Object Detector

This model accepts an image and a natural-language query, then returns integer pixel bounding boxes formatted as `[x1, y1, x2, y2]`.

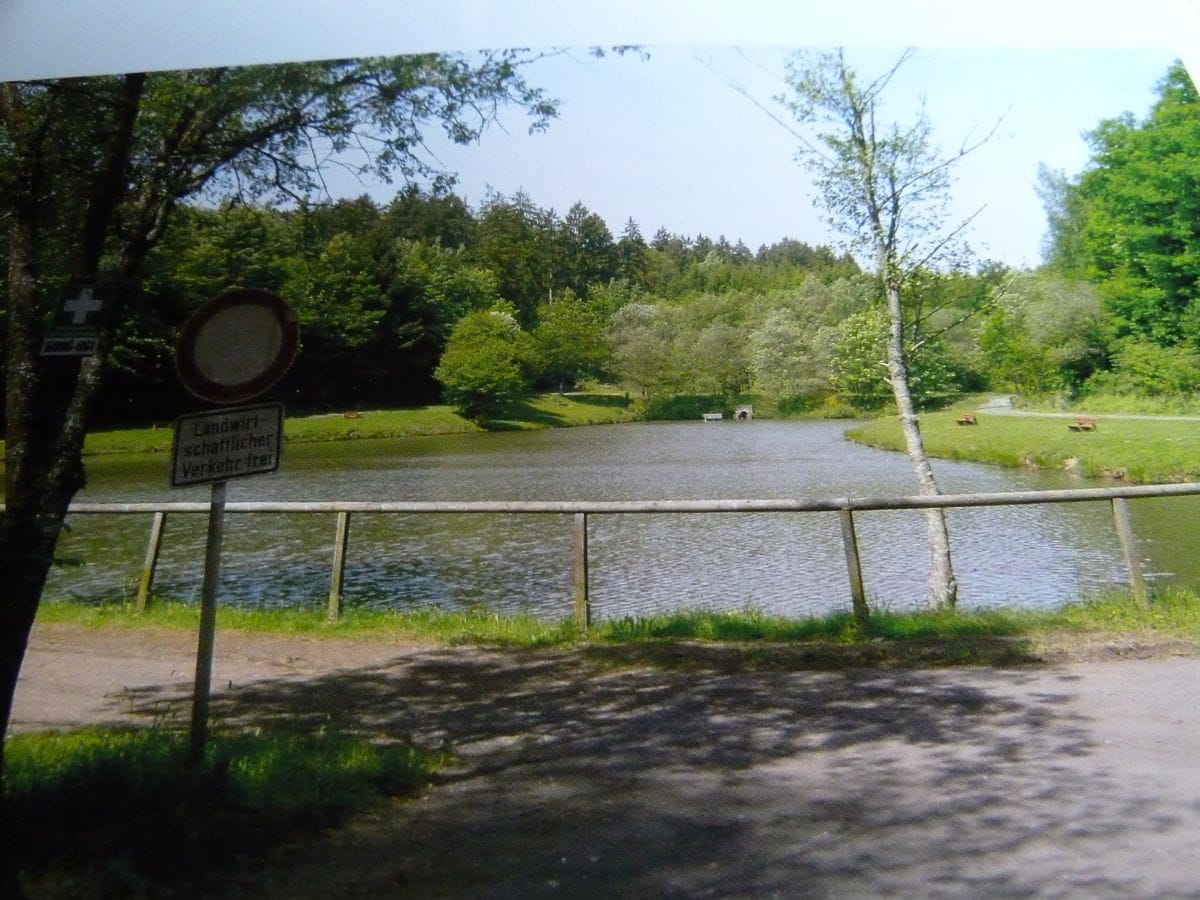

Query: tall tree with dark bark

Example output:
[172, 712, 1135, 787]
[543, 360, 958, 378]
[0, 52, 555, 794]
[782, 48, 995, 608]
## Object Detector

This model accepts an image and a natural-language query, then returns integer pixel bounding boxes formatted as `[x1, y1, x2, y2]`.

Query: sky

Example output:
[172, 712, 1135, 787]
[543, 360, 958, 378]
[380, 45, 1182, 268]
[1, 1, 1196, 269]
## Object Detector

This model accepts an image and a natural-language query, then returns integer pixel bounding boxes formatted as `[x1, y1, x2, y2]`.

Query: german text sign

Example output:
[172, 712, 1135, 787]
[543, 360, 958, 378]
[171, 403, 283, 487]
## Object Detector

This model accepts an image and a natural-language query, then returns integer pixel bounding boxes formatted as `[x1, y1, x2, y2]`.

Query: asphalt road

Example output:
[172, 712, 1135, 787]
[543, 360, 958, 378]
[12, 625, 1200, 898]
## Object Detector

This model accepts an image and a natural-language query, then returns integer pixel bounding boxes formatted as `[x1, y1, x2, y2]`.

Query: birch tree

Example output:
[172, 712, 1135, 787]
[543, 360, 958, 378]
[782, 48, 994, 608]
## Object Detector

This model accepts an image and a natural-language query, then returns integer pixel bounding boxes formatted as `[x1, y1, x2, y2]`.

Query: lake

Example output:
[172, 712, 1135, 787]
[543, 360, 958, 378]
[46, 420, 1200, 619]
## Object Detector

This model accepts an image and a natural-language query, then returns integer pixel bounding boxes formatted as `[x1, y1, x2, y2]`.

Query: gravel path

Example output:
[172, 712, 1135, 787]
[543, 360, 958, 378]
[12, 624, 1200, 898]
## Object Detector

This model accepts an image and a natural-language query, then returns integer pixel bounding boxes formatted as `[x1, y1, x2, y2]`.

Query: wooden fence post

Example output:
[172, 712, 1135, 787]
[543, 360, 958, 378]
[573, 512, 590, 631]
[135, 511, 167, 612]
[327, 510, 352, 621]
[1112, 497, 1149, 608]
[838, 507, 869, 625]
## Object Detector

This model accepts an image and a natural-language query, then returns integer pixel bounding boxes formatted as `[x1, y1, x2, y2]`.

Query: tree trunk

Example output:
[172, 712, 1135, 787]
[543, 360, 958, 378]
[884, 279, 958, 608]
[0, 523, 65, 786]
[0, 74, 150, 797]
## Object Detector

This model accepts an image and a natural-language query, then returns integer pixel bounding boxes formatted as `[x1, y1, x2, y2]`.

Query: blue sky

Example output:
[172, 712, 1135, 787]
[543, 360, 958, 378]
[1, 2, 1195, 268]
[382, 45, 1181, 268]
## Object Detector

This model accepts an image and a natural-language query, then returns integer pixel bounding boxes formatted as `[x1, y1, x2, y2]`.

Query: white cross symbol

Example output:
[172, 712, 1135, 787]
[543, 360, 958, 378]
[63, 287, 103, 324]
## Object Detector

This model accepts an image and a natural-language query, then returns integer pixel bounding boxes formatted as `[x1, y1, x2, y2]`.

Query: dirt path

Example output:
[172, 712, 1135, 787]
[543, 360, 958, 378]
[12, 624, 1200, 897]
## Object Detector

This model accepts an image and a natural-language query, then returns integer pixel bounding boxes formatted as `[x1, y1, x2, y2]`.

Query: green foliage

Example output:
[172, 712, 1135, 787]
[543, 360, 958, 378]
[0, 394, 637, 472]
[829, 308, 959, 410]
[642, 394, 727, 420]
[434, 309, 540, 421]
[472, 192, 558, 324]
[749, 308, 832, 402]
[607, 302, 684, 399]
[829, 308, 893, 408]
[533, 289, 611, 389]
[1044, 62, 1200, 348]
[286, 232, 385, 347]
[782, 48, 974, 274]
[689, 320, 752, 400]
[556, 201, 619, 297]
[1043, 587, 1200, 636]
[977, 273, 1108, 396]
[375, 238, 504, 402]
[10, 56, 1200, 437]
[32, 599, 587, 645]
[1084, 338, 1200, 397]
[3, 728, 439, 893]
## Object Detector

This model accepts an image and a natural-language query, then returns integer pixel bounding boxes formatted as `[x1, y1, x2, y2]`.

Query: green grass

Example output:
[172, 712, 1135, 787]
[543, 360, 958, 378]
[596, 607, 1031, 644]
[56, 390, 639, 458]
[1042, 586, 1200, 636]
[1034, 392, 1200, 417]
[3, 727, 441, 896]
[34, 599, 585, 646]
[596, 591, 1200, 643]
[36, 589, 1200, 652]
[846, 408, 1200, 483]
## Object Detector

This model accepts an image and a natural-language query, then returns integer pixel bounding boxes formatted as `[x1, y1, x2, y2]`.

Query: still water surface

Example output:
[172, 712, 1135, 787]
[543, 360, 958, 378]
[48, 421, 1200, 619]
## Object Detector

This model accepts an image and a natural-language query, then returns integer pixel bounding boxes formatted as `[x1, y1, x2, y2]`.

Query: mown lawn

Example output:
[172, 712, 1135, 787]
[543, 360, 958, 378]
[846, 408, 1200, 484]
[7, 391, 639, 460]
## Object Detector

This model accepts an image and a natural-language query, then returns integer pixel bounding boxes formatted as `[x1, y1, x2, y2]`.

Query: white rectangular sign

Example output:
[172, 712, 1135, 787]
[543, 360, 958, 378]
[171, 403, 284, 487]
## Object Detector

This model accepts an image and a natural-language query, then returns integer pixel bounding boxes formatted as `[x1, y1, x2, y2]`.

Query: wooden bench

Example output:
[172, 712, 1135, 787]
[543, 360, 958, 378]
[1068, 416, 1096, 432]
[956, 413, 977, 426]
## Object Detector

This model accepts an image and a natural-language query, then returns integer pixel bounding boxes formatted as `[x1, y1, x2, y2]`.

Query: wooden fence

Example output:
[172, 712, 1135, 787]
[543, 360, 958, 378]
[40, 480, 1200, 627]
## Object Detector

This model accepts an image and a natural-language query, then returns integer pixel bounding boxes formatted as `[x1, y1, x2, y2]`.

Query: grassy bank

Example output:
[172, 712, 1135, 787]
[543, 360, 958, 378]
[846, 408, 1200, 483]
[3, 728, 441, 896]
[69, 390, 639, 458]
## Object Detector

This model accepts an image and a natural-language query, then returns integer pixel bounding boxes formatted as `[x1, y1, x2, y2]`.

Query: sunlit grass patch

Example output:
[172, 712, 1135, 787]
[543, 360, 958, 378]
[847, 410, 1200, 483]
[65, 391, 639, 461]
[3, 727, 441, 895]
[34, 598, 583, 646]
[1042, 587, 1200, 636]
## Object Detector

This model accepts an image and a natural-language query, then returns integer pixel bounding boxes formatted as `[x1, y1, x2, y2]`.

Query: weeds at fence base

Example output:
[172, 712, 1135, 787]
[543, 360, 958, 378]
[35, 590, 1200, 656]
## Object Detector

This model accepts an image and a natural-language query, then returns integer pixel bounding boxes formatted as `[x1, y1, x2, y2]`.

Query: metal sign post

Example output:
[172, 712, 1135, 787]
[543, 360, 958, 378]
[172, 288, 300, 762]
[189, 479, 227, 763]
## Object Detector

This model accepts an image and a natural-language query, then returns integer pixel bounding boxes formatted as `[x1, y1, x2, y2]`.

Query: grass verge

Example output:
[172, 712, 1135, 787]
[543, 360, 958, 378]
[582, 590, 1200, 669]
[34, 600, 584, 646]
[35, 589, 1200, 659]
[3, 728, 441, 897]
[846, 408, 1200, 483]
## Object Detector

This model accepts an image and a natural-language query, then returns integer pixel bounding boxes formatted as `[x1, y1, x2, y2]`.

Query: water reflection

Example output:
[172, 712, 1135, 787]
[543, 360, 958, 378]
[48, 421, 1196, 618]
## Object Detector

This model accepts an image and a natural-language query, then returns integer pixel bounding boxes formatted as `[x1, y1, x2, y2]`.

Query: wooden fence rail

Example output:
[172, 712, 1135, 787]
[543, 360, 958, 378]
[21, 480, 1200, 626]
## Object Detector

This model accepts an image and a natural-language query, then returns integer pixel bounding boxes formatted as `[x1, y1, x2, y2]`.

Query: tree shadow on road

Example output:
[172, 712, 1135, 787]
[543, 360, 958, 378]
[109, 640, 1181, 898]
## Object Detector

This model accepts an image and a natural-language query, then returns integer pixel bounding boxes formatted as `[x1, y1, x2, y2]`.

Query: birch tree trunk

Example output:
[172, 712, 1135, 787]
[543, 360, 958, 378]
[883, 279, 958, 608]
[782, 47, 970, 609]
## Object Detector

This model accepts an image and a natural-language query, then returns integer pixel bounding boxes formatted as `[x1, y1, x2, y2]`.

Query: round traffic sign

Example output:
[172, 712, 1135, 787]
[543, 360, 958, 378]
[176, 288, 300, 404]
